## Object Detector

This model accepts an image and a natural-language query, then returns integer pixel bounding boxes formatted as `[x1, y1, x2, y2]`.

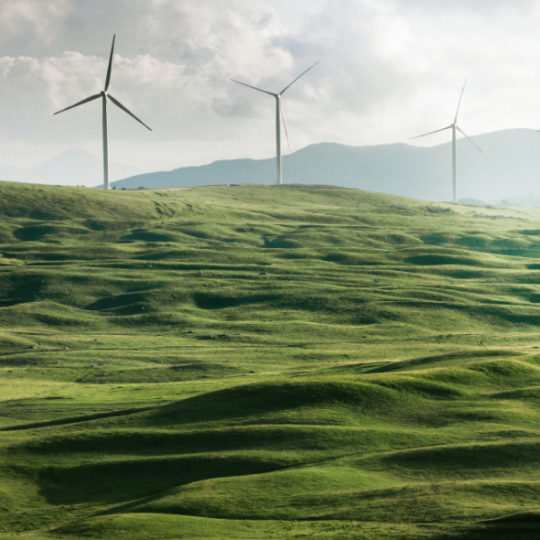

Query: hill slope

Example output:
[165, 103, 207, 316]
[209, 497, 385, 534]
[108, 128, 540, 202]
[2, 181, 540, 538]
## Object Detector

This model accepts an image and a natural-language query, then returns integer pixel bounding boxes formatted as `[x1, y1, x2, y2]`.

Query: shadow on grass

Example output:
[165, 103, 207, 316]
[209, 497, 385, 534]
[0, 406, 153, 432]
[38, 454, 290, 505]
[443, 511, 540, 539]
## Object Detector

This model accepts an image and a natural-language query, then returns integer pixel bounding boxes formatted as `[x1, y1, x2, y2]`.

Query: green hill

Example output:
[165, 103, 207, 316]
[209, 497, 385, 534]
[2, 181, 540, 539]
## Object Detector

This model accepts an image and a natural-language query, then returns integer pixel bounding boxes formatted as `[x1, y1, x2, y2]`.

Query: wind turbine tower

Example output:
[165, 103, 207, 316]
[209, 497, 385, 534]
[231, 62, 318, 185]
[54, 35, 152, 189]
[410, 80, 489, 203]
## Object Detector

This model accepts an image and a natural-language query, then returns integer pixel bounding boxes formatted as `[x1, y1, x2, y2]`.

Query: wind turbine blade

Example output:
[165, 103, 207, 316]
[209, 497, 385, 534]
[279, 99, 290, 148]
[454, 78, 467, 123]
[53, 93, 102, 115]
[230, 79, 276, 96]
[104, 34, 116, 91]
[107, 94, 152, 131]
[409, 125, 453, 140]
[279, 61, 319, 95]
[456, 126, 489, 160]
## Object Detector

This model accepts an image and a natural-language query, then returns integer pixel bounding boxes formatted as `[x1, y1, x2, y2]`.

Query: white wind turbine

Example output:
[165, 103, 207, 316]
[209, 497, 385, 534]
[54, 35, 152, 190]
[231, 62, 318, 185]
[410, 79, 488, 204]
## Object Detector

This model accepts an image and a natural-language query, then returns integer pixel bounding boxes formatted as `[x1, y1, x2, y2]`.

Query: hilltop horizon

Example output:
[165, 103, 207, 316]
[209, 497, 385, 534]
[94, 128, 540, 204]
[4, 127, 540, 204]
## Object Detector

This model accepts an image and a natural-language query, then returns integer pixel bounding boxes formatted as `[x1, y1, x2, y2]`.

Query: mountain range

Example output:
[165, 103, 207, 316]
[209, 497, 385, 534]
[3, 129, 540, 203]
[105, 128, 540, 203]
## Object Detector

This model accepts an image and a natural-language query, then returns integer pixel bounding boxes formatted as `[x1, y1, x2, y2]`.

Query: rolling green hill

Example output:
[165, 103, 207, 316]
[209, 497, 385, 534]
[2, 180, 540, 539]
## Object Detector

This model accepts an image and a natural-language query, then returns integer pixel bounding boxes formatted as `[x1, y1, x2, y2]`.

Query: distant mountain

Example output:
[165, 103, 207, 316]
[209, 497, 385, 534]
[0, 149, 140, 187]
[495, 193, 540, 208]
[106, 129, 540, 202]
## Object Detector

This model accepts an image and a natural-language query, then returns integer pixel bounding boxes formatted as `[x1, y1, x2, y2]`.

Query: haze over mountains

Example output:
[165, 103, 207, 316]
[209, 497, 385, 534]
[103, 129, 540, 204]
[0, 149, 140, 187]
[3, 129, 540, 204]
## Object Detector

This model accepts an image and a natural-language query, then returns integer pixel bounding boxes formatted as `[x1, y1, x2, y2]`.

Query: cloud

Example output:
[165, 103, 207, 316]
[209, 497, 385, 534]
[0, 0, 73, 50]
[1, 0, 540, 172]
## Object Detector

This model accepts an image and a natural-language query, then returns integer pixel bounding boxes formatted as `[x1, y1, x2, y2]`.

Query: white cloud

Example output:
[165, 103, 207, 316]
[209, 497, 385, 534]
[0, 0, 73, 48]
[1, 0, 540, 173]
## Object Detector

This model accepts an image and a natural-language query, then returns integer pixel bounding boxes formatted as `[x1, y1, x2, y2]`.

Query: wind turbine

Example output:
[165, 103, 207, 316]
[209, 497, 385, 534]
[231, 62, 318, 185]
[54, 35, 151, 190]
[410, 79, 488, 204]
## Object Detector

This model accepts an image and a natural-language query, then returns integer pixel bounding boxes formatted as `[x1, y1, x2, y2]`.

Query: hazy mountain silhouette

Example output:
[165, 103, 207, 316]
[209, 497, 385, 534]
[0, 149, 139, 186]
[106, 129, 540, 202]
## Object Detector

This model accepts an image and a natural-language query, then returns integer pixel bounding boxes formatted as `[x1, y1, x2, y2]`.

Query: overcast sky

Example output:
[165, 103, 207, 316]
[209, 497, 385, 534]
[1, 0, 540, 171]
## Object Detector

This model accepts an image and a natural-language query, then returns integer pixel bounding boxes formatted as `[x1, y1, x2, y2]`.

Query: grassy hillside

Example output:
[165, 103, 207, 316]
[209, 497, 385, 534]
[2, 181, 540, 538]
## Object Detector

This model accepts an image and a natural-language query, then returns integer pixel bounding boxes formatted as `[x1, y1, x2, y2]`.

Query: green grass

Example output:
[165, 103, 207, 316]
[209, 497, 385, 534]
[2, 181, 540, 538]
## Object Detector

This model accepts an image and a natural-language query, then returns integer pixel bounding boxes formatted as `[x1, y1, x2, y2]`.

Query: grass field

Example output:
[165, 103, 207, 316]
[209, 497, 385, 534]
[2, 180, 540, 538]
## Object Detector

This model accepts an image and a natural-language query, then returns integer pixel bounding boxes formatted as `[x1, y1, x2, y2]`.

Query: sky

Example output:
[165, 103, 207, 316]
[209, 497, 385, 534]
[1, 0, 540, 173]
